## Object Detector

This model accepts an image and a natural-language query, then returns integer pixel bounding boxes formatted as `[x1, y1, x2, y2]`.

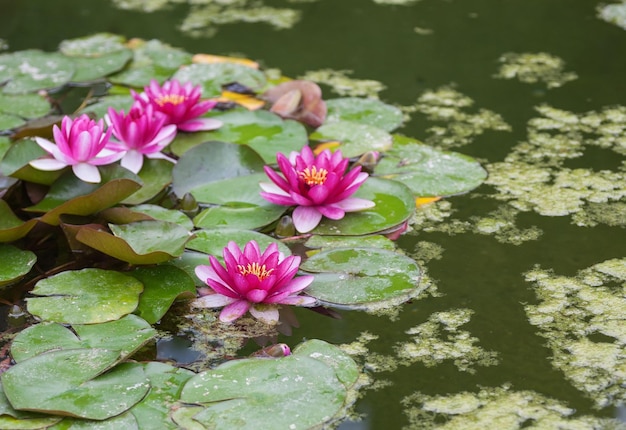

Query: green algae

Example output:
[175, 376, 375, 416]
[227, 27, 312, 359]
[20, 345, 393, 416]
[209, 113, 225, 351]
[299, 69, 386, 98]
[470, 206, 543, 245]
[403, 86, 511, 148]
[597, 1, 626, 31]
[401, 384, 625, 429]
[395, 309, 499, 373]
[525, 258, 626, 408]
[494, 52, 578, 89]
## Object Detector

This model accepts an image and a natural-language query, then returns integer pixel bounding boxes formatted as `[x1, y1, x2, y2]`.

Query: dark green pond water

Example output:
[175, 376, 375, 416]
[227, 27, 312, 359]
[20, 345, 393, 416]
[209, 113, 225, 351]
[1, 0, 626, 428]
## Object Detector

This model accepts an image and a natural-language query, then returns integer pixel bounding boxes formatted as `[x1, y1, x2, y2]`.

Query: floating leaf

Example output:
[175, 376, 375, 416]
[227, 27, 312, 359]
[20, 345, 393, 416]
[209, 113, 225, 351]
[172, 141, 265, 197]
[131, 204, 194, 230]
[172, 63, 267, 98]
[0, 93, 50, 119]
[0, 50, 74, 94]
[76, 220, 190, 265]
[186, 228, 291, 260]
[292, 339, 360, 388]
[312, 176, 415, 236]
[59, 33, 128, 57]
[178, 340, 354, 429]
[68, 50, 133, 83]
[375, 135, 488, 197]
[2, 353, 148, 420]
[121, 158, 174, 204]
[131, 265, 196, 324]
[0, 382, 64, 429]
[167, 250, 214, 287]
[170, 110, 307, 164]
[80, 94, 134, 120]
[0, 244, 36, 287]
[0, 113, 24, 130]
[301, 247, 422, 309]
[325, 97, 404, 132]
[305, 234, 397, 252]
[0, 200, 38, 243]
[27, 268, 143, 324]
[10, 315, 156, 363]
[310, 120, 393, 158]
[0, 138, 62, 185]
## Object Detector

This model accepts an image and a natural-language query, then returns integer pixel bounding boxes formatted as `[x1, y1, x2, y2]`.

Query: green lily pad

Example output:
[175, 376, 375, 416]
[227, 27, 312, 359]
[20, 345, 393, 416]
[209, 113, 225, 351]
[131, 265, 196, 324]
[0, 93, 50, 119]
[310, 120, 393, 158]
[0, 138, 63, 185]
[52, 412, 139, 429]
[0, 382, 64, 429]
[186, 228, 291, 262]
[26, 268, 144, 324]
[68, 49, 133, 83]
[76, 220, 190, 265]
[178, 340, 354, 429]
[167, 250, 215, 287]
[10, 315, 156, 363]
[2, 353, 148, 420]
[326, 97, 404, 132]
[0, 200, 38, 243]
[131, 204, 194, 230]
[0, 50, 75, 94]
[172, 63, 267, 98]
[0, 244, 36, 287]
[375, 135, 488, 197]
[59, 33, 128, 57]
[305, 234, 397, 251]
[170, 110, 308, 164]
[292, 339, 360, 388]
[312, 176, 415, 236]
[172, 141, 265, 197]
[0, 113, 24, 130]
[80, 94, 134, 120]
[301, 247, 422, 309]
[25, 165, 142, 225]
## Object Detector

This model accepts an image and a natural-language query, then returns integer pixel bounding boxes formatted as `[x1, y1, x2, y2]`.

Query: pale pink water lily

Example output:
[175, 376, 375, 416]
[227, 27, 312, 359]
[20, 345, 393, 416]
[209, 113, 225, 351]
[132, 79, 222, 132]
[193, 240, 316, 324]
[105, 103, 177, 174]
[29, 114, 123, 183]
[260, 146, 375, 233]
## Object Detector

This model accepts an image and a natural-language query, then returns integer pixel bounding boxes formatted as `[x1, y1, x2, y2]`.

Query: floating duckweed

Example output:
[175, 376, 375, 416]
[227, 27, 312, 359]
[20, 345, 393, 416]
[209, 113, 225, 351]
[413, 26, 433, 35]
[494, 52, 578, 89]
[410, 200, 469, 235]
[299, 69, 386, 98]
[396, 309, 499, 373]
[340, 332, 399, 372]
[525, 258, 626, 407]
[111, 0, 175, 12]
[403, 86, 511, 148]
[408, 241, 445, 263]
[471, 206, 543, 245]
[401, 384, 624, 429]
[597, 1, 626, 30]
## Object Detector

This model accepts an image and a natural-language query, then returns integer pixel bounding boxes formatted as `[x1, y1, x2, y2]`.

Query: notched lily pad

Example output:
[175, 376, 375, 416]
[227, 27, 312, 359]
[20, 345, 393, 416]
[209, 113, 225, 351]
[0, 244, 36, 287]
[26, 268, 144, 324]
[301, 247, 422, 309]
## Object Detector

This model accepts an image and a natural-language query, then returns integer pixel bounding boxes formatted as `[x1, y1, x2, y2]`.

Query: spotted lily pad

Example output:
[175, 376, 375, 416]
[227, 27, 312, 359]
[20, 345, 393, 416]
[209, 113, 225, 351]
[122, 158, 175, 205]
[26, 268, 144, 324]
[375, 135, 488, 197]
[301, 247, 422, 309]
[80, 94, 134, 120]
[310, 120, 393, 158]
[325, 97, 404, 132]
[59, 33, 128, 57]
[0, 50, 75, 94]
[68, 50, 133, 83]
[186, 228, 291, 261]
[0, 244, 36, 287]
[177, 340, 355, 429]
[172, 63, 267, 98]
[0, 138, 62, 185]
[0, 93, 50, 119]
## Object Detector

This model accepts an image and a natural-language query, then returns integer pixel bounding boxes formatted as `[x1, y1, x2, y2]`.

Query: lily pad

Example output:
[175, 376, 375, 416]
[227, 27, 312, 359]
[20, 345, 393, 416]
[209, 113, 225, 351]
[59, 33, 128, 57]
[310, 120, 393, 158]
[26, 268, 144, 324]
[312, 176, 415, 236]
[0, 93, 50, 119]
[186, 228, 291, 262]
[301, 247, 422, 309]
[10, 314, 156, 363]
[292, 339, 360, 388]
[0, 200, 38, 243]
[305, 234, 397, 251]
[325, 97, 404, 132]
[375, 135, 488, 197]
[68, 50, 133, 83]
[80, 94, 134, 120]
[170, 110, 308, 164]
[122, 158, 174, 204]
[167, 250, 215, 287]
[173, 63, 267, 98]
[178, 340, 354, 429]
[131, 205, 194, 230]
[130, 265, 196, 324]
[0, 382, 64, 429]
[2, 353, 149, 420]
[0, 50, 75, 94]
[76, 220, 190, 265]
[0, 113, 24, 130]
[172, 141, 265, 197]
[0, 244, 36, 287]
[0, 138, 63, 185]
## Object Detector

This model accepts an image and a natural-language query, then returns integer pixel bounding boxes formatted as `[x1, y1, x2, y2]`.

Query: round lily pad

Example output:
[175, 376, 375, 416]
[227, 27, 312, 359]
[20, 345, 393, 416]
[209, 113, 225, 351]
[0, 50, 75, 94]
[310, 120, 393, 158]
[326, 97, 404, 132]
[69, 49, 133, 83]
[173, 63, 267, 98]
[122, 158, 174, 205]
[301, 247, 422, 309]
[59, 33, 128, 57]
[186, 228, 291, 262]
[26, 268, 144, 324]
[0, 93, 50, 119]
[131, 205, 194, 230]
[0, 244, 36, 287]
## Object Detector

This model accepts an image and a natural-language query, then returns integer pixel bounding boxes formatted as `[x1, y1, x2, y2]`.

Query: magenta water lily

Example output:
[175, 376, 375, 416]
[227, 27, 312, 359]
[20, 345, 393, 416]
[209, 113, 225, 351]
[132, 79, 223, 132]
[193, 240, 316, 324]
[29, 114, 124, 183]
[105, 103, 178, 174]
[260, 146, 375, 233]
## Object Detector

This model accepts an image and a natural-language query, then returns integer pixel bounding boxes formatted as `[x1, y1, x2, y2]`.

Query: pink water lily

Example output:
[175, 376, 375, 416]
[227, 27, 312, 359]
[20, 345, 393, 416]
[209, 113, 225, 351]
[105, 103, 177, 173]
[29, 114, 123, 183]
[132, 79, 222, 132]
[260, 146, 375, 233]
[193, 240, 316, 324]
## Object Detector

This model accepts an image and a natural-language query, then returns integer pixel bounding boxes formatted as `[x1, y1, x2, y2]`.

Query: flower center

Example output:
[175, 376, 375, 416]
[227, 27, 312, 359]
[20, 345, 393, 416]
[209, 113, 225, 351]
[298, 166, 328, 186]
[238, 262, 275, 281]
[155, 94, 186, 106]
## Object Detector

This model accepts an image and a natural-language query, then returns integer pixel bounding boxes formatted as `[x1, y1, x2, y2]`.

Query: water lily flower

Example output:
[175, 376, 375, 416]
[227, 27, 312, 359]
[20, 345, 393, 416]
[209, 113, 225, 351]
[29, 114, 123, 183]
[132, 79, 222, 132]
[260, 146, 375, 233]
[193, 240, 316, 324]
[105, 103, 177, 173]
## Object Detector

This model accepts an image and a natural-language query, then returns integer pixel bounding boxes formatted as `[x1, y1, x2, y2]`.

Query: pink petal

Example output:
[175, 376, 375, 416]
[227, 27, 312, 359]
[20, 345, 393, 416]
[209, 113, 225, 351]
[29, 158, 69, 171]
[192, 294, 237, 308]
[262, 166, 291, 193]
[249, 305, 279, 324]
[292, 206, 323, 233]
[34, 137, 66, 161]
[308, 185, 331, 205]
[177, 118, 223, 132]
[120, 150, 143, 174]
[72, 163, 101, 183]
[276, 295, 317, 306]
[260, 191, 297, 207]
[333, 197, 376, 212]
[317, 205, 346, 220]
[219, 300, 251, 323]
[246, 289, 269, 303]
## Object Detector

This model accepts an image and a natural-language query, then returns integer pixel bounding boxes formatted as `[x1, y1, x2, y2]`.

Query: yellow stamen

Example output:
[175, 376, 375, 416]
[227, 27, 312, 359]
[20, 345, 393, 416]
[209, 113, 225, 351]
[155, 94, 186, 107]
[238, 262, 274, 281]
[299, 166, 328, 186]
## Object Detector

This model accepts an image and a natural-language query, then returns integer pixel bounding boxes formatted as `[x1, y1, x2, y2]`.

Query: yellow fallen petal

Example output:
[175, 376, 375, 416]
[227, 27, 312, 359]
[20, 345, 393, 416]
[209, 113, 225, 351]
[192, 53, 259, 69]
[216, 91, 265, 110]
[415, 196, 442, 207]
[313, 141, 341, 154]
